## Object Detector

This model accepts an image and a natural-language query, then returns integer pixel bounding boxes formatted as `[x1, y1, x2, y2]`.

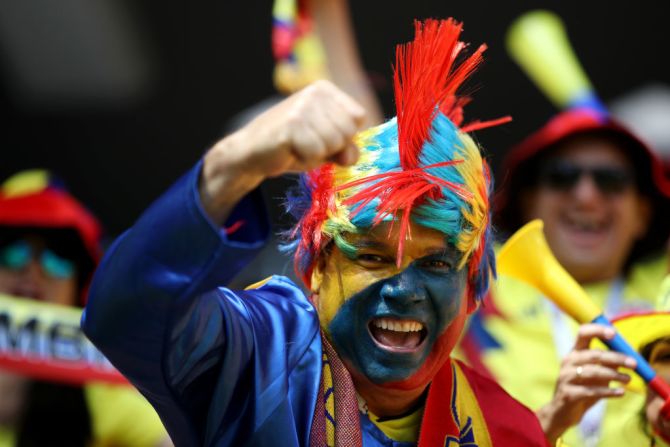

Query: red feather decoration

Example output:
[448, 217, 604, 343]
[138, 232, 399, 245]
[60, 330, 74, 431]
[339, 19, 509, 265]
[395, 19, 485, 169]
[295, 164, 335, 286]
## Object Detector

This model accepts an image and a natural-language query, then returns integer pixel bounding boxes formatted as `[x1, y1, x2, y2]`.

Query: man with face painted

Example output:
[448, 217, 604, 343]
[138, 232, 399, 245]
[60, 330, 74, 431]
[82, 19, 550, 446]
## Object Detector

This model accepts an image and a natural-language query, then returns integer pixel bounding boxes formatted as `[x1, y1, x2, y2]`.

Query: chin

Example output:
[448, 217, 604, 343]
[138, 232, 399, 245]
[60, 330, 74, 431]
[379, 334, 457, 390]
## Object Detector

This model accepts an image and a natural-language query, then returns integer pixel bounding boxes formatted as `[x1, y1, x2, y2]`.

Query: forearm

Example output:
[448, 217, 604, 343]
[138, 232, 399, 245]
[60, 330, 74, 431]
[200, 129, 264, 225]
[83, 79, 363, 375]
[311, 0, 384, 126]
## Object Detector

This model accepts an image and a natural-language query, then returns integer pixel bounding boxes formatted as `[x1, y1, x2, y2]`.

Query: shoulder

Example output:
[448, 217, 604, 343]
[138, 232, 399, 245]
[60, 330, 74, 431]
[238, 275, 315, 313]
[234, 275, 321, 361]
[454, 360, 549, 446]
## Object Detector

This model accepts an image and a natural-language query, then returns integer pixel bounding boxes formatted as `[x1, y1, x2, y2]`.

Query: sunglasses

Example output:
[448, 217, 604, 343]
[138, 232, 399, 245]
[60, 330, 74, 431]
[0, 240, 75, 279]
[536, 161, 634, 194]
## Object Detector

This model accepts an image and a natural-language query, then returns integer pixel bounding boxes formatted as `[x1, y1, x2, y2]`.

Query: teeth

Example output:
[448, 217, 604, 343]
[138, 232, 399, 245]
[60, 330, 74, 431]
[565, 216, 605, 232]
[373, 318, 423, 332]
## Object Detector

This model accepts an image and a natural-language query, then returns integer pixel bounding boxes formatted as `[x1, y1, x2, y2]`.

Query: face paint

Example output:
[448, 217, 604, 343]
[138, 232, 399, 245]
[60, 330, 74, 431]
[312, 222, 470, 388]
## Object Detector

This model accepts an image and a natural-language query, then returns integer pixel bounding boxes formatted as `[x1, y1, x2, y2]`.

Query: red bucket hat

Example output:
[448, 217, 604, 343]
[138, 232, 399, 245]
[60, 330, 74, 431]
[0, 170, 102, 303]
[496, 108, 670, 264]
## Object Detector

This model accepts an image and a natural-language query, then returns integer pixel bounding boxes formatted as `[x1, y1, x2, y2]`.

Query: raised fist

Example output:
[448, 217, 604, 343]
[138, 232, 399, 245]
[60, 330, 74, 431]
[201, 80, 367, 223]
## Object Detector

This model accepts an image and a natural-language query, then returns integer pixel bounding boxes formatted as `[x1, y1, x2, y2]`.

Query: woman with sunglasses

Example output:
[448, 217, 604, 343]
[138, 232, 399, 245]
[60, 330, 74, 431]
[456, 107, 670, 447]
[0, 170, 171, 447]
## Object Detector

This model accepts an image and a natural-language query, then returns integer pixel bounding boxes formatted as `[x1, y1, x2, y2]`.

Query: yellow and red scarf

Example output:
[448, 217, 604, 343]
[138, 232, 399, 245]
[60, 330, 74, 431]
[311, 334, 549, 446]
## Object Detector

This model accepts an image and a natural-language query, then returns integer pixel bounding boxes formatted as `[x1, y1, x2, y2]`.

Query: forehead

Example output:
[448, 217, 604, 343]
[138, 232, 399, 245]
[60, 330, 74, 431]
[346, 221, 449, 253]
[552, 134, 632, 167]
[0, 231, 46, 248]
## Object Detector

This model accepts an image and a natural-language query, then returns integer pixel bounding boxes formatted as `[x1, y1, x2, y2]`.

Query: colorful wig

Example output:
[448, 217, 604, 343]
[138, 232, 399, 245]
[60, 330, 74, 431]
[283, 19, 510, 301]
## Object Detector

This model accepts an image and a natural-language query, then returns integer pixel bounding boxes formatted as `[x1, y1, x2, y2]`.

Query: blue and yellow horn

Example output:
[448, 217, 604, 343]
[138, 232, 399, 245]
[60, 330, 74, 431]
[497, 220, 670, 416]
[506, 10, 607, 114]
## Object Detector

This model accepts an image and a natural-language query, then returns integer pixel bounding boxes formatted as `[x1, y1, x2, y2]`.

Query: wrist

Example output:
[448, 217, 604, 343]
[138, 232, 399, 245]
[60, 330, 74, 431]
[536, 402, 569, 445]
[200, 132, 264, 224]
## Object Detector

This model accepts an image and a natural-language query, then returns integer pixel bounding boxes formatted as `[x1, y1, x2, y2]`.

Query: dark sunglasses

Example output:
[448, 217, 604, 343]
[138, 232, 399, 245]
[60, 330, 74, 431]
[0, 240, 75, 279]
[537, 161, 634, 194]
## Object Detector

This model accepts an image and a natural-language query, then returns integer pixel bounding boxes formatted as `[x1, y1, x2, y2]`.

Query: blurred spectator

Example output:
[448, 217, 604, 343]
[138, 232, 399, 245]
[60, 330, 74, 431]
[458, 108, 670, 446]
[0, 170, 171, 446]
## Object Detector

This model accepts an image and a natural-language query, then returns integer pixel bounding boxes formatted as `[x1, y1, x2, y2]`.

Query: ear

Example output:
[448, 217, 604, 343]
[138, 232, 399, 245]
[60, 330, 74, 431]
[310, 254, 327, 293]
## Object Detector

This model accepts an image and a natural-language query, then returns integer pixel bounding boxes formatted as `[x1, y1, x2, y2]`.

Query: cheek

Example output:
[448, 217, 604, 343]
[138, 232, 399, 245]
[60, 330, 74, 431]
[43, 278, 77, 306]
[616, 196, 649, 238]
[429, 275, 467, 330]
[428, 303, 469, 361]
[389, 297, 469, 390]
[645, 393, 670, 438]
[0, 269, 16, 291]
[645, 394, 660, 423]
[317, 268, 373, 329]
[523, 190, 560, 222]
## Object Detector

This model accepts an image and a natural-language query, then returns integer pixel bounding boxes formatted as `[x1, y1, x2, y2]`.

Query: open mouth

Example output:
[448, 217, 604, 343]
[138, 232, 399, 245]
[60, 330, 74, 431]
[563, 215, 608, 233]
[368, 317, 428, 352]
[559, 214, 610, 246]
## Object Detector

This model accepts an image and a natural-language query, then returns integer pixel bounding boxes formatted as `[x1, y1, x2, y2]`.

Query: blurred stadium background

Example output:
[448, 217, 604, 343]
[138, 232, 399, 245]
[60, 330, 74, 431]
[2, 0, 668, 284]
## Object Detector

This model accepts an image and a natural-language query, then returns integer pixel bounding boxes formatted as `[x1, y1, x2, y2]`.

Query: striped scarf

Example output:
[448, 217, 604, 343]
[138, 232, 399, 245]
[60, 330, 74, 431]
[309, 336, 548, 446]
[310, 334, 362, 447]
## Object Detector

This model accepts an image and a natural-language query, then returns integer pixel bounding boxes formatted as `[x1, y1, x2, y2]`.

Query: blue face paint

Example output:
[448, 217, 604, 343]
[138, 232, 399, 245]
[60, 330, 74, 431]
[327, 251, 467, 385]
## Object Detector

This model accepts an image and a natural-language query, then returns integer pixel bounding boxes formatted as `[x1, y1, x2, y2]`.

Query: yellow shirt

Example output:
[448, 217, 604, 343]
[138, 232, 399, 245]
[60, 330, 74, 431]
[658, 274, 670, 311]
[455, 253, 668, 447]
[85, 383, 168, 447]
[0, 428, 15, 447]
[359, 362, 497, 446]
[0, 383, 167, 447]
[367, 406, 423, 443]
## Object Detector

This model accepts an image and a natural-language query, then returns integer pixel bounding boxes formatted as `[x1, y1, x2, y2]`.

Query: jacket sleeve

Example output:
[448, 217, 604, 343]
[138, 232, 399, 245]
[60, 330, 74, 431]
[81, 161, 312, 445]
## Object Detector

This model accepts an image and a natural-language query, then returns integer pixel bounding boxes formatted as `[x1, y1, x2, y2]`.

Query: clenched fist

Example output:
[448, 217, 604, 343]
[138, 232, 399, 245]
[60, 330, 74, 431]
[200, 80, 367, 223]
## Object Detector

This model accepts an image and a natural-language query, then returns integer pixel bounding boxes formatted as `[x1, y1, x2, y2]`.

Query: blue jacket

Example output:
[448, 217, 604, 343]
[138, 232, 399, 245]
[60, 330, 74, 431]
[82, 163, 547, 447]
[82, 164, 325, 446]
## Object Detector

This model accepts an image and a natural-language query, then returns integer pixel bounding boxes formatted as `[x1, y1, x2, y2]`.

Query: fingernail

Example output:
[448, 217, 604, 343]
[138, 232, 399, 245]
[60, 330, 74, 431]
[347, 146, 359, 165]
[625, 358, 637, 368]
[604, 328, 616, 338]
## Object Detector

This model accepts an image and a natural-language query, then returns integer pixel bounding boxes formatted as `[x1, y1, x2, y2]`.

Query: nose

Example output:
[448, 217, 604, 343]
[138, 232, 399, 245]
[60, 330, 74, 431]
[380, 272, 426, 305]
[571, 173, 602, 205]
[20, 258, 45, 280]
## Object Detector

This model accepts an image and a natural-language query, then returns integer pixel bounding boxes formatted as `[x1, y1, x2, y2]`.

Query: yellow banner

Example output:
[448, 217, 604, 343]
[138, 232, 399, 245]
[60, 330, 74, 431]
[0, 294, 127, 385]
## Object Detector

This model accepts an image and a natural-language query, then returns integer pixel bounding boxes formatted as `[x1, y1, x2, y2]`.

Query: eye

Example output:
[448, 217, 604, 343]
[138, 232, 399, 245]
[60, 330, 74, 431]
[420, 259, 452, 272]
[356, 253, 389, 267]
